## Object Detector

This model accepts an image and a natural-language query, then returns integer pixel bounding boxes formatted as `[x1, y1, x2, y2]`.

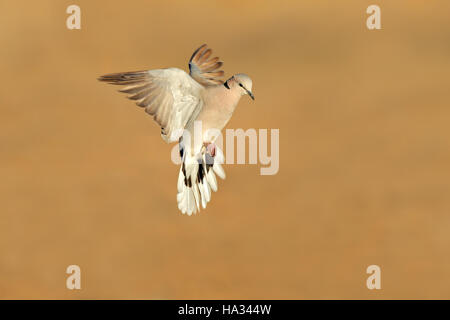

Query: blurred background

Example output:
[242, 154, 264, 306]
[1, 0, 450, 299]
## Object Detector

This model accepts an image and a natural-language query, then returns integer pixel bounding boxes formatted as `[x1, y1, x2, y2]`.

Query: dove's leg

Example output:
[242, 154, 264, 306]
[201, 141, 216, 160]
[206, 142, 216, 158]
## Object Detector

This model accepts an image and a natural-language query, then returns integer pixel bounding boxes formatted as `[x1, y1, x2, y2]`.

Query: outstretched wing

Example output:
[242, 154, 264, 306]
[189, 44, 225, 86]
[98, 68, 203, 143]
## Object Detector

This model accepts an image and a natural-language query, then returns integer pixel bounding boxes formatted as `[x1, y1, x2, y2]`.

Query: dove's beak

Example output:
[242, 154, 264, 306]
[246, 89, 255, 100]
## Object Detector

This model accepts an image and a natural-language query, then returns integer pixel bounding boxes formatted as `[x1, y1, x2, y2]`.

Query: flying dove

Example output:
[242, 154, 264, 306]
[98, 44, 254, 215]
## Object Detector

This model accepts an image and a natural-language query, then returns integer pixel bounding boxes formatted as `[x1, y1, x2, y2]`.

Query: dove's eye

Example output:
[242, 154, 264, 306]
[239, 83, 243, 87]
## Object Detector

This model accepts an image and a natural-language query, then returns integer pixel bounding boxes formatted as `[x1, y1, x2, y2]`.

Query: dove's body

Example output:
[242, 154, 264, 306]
[98, 44, 254, 215]
[188, 84, 241, 144]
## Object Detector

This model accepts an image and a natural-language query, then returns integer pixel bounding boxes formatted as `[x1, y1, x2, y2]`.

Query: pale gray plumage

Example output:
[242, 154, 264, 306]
[98, 44, 254, 215]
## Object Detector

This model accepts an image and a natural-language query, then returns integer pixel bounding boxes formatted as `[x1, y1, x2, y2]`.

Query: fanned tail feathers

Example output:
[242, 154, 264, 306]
[177, 145, 225, 215]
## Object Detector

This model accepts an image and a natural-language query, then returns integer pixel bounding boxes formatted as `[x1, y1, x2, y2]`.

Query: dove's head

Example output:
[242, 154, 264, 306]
[225, 74, 254, 100]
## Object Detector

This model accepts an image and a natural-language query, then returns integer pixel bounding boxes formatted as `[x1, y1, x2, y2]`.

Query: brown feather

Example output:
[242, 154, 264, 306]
[119, 83, 152, 94]
[198, 49, 212, 63]
[128, 86, 153, 100]
[146, 91, 165, 115]
[107, 79, 144, 85]
[139, 87, 162, 108]
[203, 71, 224, 78]
[190, 44, 207, 64]
[202, 61, 223, 73]
[188, 44, 225, 86]
[136, 87, 159, 108]
[201, 57, 220, 68]
[98, 71, 147, 81]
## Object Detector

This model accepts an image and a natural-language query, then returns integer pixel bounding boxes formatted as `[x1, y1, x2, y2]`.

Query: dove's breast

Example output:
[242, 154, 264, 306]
[192, 85, 241, 141]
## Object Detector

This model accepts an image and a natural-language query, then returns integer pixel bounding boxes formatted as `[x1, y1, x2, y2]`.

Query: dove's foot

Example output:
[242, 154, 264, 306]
[203, 142, 216, 157]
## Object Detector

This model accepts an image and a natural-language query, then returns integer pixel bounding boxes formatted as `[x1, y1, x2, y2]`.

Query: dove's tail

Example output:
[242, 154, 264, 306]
[176, 142, 226, 215]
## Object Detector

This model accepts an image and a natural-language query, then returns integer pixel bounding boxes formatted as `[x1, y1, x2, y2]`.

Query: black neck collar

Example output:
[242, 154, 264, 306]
[224, 81, 230, 89]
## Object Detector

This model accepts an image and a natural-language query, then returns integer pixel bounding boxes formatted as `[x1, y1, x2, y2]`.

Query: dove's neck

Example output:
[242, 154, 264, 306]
[220, 83, 242, 113]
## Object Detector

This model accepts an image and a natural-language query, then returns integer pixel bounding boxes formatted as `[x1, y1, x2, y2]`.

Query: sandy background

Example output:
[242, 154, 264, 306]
[1, 0, 450, 299]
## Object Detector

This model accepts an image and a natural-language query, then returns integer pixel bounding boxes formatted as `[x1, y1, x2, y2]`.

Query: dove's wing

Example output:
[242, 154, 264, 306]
[189, 44, 225, 86]
[98, 68, 204, 143]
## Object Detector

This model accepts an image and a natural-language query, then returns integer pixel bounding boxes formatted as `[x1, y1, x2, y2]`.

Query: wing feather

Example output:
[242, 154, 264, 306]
[189, 44, 225, 86]
[98, 68, 204, 143]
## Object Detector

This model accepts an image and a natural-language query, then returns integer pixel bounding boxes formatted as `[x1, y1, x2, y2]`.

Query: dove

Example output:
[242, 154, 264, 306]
[98, 44, 254, 215]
